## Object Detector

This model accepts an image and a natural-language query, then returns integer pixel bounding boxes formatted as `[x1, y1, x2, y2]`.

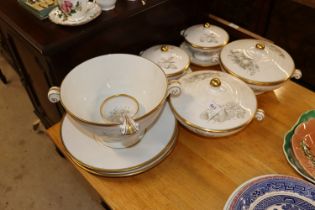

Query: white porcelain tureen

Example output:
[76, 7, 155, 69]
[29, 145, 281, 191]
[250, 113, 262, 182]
[140, 44, 190, 80]
[180, 23, 229, 66]
[169, 70, 264, 137]
[220, 39, 302, 94]
[48, 54, 181, 148]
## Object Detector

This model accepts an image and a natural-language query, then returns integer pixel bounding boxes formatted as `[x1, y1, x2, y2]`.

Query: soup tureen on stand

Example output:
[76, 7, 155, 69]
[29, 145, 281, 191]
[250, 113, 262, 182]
[169, 70, 264, 137]
[140, 44, 190, 80]
[180, 23, 229, 67]
[220, 39, 302, 94]
[48, 54, 181, 149]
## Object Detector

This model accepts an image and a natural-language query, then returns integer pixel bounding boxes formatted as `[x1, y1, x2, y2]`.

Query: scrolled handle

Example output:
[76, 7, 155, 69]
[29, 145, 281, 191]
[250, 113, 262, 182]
[168, 80, 181, 97]
[180, 29, 186, 37]
[255, 108, 265, 121]
[291, 69, 302, 80]
[48, 86, 60, 103]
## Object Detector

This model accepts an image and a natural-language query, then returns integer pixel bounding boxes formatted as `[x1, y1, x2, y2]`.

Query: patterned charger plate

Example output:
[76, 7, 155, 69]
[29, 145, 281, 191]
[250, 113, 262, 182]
[224, 174, 315, 210]
[283, 110, 315, 184]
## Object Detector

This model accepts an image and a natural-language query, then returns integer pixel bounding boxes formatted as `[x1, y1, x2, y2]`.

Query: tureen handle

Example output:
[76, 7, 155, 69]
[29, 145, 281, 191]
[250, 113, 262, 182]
[291, 69, 302, 80]
[168, 80, 181, 97]
[48, 86, 60, 103]
[180, 29, 186, 36]
[255, 109, 265, 121]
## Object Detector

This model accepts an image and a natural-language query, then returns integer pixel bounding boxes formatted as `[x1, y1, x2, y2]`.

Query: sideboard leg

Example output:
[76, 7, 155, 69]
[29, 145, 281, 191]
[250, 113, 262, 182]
[55, 146, 65, 159]
[100, 199, 111, 210]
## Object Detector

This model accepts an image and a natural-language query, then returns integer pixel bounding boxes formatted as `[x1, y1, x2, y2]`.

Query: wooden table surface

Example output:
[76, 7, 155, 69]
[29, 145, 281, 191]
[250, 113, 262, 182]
[47, 79, 315, 210]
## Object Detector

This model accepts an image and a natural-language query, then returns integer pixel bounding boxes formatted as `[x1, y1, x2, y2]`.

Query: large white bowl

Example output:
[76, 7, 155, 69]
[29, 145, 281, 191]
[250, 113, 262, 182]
[48, 54, 169, 148]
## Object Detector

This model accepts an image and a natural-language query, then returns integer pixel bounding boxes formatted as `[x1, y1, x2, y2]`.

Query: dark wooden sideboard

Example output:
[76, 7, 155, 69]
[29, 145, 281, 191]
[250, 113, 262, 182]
[0, 0, 209, 127]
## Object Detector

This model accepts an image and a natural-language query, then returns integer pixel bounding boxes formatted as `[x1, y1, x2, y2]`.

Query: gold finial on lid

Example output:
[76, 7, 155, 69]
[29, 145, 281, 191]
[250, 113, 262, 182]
[210, 78, 221, 87]
[161, 45, 169, 52]
[256, 43, 265, 50]
[204, 22, 211, 28]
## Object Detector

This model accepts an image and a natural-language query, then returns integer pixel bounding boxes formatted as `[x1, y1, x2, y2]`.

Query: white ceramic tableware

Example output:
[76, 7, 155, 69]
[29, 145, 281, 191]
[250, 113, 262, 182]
[96, 0, 116, 11]
[220, 39, 302, 94]
[57, 0, 95, 21]
[48, 54, 180, 148]
[140, 44, 190, 80]
[180, 23, 229, 66]
[49, 2, 101, 26]
[61, 102, 178, 177]
[169, 70, 264, 137]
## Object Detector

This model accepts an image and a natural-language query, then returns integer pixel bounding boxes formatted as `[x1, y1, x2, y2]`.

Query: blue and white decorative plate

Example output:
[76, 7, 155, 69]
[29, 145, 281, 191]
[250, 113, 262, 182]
[224, 174, 315, 210]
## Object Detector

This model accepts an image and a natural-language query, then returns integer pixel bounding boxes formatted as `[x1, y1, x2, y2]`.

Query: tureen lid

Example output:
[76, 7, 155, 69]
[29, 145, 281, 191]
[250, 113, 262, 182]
[182, 23, 229, 49]
[169, 70, 257, 132]
[141, 45, 190, 77]
[220, 39, 295, 85]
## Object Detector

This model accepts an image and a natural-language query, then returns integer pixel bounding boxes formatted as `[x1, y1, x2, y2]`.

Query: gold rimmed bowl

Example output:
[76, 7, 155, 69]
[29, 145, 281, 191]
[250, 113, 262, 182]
[48, 54, 180, 148]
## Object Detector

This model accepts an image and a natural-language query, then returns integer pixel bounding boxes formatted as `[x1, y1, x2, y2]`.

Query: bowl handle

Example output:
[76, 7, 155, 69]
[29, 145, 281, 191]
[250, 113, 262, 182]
[48, 86, 60, 103]
[255, 108, 265, 121]
[291, 69, 302, 80]
[168, 80, 181, 97]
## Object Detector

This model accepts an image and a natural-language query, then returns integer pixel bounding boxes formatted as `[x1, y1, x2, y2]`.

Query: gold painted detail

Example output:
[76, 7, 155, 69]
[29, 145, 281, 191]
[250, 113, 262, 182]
[161, 45, 169, 52]
[256, 43, 265, 50]
[210, 78, 221, 87]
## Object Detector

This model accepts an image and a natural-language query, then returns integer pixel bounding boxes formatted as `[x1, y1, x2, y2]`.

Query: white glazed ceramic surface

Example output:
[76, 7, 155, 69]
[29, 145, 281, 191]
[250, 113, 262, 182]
[59, 54, 168, 148]
[141, 45, 190, 77]
[49, 2, 101, 26]
[220, 39, 295, 85]
[182, 23, 229, 49]
[61, 103, 177, 173]
[169, 70, 257, 137]
[180, 42, 220, 66]
[96, 0, 116, 11]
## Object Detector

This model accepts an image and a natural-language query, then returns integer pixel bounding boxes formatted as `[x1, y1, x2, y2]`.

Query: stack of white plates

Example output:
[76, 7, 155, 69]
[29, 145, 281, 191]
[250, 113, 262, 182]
[60, 103, 178, 177]
[224, 174, 315, 209]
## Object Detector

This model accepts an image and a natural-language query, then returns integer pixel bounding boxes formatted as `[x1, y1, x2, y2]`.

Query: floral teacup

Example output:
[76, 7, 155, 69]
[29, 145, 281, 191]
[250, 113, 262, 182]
[57, 0, 94, 21]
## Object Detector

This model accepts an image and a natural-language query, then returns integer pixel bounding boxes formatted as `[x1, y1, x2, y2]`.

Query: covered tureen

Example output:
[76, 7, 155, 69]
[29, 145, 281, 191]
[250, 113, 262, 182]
[180, 23, 229, 67]
[220, 39, 302, 94]
[169, 70, 264, 137]
[140, 44, 190, 80]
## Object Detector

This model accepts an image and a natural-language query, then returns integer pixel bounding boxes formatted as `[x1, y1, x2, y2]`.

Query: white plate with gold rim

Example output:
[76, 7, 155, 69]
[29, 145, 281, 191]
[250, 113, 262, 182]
[68, 128, 177, 177]
[61, 103, 177, 173]
[48, 2, 101, 26]
[169, 70, 264, 137]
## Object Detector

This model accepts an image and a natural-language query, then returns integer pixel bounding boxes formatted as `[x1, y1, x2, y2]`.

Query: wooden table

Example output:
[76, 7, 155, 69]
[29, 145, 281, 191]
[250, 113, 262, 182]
[47, 80, 315, 210]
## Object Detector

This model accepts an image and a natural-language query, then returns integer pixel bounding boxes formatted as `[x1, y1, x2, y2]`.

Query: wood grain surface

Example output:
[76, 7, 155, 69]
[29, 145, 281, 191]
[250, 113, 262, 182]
[47, 79, 315, 210]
